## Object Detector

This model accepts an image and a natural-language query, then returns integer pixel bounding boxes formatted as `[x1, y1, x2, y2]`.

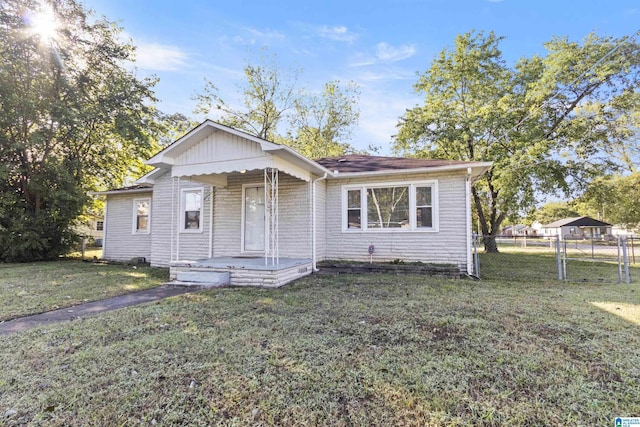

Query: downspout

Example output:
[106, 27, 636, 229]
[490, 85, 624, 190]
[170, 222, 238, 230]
[312, 173, 328, 271]
[102, 198, 108, 258]
[208, 185, 214, 258]
[465, 167, 473, 275]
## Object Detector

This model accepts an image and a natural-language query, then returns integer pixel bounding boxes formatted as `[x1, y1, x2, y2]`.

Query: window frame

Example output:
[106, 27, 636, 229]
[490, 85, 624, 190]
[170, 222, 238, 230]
[96, 220, 104, 231]
[132, 198, 151, 234]
[341, 180, 438, 233]
[180, 187, 204, 233]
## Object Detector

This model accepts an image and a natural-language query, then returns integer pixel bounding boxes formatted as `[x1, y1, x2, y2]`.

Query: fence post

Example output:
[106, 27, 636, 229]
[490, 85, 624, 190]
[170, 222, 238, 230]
[617, 237, 623, 284]
[622, 237, 631, 284]
[562, 236, 568, 281]
[473, 233, 480, 278]
[556, 235, 563, 280]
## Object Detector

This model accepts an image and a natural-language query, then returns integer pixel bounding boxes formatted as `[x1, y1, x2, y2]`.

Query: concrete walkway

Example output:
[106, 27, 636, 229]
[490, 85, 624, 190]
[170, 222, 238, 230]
[0, 284, 202, 335]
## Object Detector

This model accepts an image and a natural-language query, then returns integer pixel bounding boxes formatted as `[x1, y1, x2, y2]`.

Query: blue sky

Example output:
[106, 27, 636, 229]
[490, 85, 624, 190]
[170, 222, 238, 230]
[83, 0, 639, 153]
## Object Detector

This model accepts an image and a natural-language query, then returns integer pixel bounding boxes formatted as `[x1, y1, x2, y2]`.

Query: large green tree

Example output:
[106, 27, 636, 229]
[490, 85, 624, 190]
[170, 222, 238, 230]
[394, 31, 640, 251]
[194, 55, 360, 159]
[574, 173, 640, 228]
[0, 0, 157, 261]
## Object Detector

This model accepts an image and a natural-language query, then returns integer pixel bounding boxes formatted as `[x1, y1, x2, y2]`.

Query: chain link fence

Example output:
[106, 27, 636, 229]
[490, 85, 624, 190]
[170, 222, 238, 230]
[473, 234, 637, 284]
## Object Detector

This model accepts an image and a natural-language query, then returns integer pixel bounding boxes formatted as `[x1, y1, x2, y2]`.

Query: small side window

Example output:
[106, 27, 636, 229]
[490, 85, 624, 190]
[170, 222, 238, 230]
[133, 199, 150, 233]
[181, 189, 203, 232]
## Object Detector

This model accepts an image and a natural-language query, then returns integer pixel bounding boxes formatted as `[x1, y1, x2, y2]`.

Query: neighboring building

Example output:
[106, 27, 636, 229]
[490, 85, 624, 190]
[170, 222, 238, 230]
[74, 215, 104, 245]
[93, 120, 491, 286]
[501, 224, 537, 237]
[612, 225, 638, 237]
[541, 216, 612, 239]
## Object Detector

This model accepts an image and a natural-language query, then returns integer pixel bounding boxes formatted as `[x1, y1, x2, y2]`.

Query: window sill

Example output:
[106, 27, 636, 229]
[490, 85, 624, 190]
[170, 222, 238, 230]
[342, 228, 439, 234]
[180, 229, 204, 234]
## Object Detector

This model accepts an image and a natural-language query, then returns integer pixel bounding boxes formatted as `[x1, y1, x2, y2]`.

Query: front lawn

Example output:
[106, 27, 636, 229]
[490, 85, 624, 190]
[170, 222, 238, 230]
[0, 260, 168, 321]
[1, 271, 638, 426]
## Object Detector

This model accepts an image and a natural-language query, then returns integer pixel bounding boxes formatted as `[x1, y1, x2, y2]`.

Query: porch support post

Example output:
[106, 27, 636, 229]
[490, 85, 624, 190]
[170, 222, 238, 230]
[264, 168, 280, 266]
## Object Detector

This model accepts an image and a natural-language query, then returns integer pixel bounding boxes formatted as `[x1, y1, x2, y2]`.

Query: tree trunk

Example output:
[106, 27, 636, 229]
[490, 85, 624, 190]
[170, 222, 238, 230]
[483, 234, 498, 253]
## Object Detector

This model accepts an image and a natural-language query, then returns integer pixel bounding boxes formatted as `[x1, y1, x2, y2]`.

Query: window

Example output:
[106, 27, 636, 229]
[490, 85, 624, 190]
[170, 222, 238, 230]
[133, 199, 150, 233]
[367, 187, 409, 229]
[181, 188, 203, 232]
[342, 181, 438, 232]
[96, 221, 104, 231]
[347, 189, 362, 229]
[416, 186, 433, 228]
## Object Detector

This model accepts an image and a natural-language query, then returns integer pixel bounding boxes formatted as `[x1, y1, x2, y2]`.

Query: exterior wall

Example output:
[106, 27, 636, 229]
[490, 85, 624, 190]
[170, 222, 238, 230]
[315, 179, 327, 261]
[324, 171, 468, 269]
[150, 173, 213, 266]
[213, 170, 312, 258]
[103, 192, 152, 262]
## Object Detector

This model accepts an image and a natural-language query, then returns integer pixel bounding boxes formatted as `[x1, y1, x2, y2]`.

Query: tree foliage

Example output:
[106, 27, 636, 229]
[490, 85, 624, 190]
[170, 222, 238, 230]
[574, 173, 640, 228]
[394, 31, 640, 251]
[194, 55, 360, 159]
[0, 0, 157, 261]
[288, 81, 360, 158]
[528, 201, 580, 226]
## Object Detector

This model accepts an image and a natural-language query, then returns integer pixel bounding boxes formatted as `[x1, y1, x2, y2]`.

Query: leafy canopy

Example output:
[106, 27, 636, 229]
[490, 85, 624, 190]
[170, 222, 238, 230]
[194, 54, 361, 159]
[0, 0, 157, 261]
[394, 30, 640, 250]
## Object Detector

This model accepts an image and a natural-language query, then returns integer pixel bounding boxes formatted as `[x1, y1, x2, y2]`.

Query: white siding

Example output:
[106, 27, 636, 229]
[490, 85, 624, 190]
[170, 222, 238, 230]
[324, 171, 468, 269]
[149, 174, 213, 266]
[315, 179, 327, 261]
[213, 170, 312, 258]
[174, 131, 268, 166]
[103, 193, 152, 262]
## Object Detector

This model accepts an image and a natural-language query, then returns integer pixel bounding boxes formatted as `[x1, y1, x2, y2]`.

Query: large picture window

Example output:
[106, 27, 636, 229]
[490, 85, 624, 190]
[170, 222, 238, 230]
[181, 188, 203, 232]
[342, 181, 438, 232]
[133, 198, 150, 234]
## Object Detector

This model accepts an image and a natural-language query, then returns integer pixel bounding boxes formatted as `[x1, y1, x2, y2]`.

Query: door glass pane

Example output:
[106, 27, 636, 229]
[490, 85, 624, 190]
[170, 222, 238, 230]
[244, 186, 265, 251]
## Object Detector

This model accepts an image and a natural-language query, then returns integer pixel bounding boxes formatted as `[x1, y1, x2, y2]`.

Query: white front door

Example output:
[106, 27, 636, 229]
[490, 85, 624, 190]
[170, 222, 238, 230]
[243, 185, 265, 252]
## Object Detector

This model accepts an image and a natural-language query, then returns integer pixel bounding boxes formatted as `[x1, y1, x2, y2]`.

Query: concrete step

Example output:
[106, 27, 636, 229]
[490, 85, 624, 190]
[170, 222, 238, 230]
[175, 270, 230, 286]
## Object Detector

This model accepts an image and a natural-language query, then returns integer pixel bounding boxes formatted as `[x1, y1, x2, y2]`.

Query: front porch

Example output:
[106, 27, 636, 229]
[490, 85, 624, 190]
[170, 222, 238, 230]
[170, 257, 313, 287]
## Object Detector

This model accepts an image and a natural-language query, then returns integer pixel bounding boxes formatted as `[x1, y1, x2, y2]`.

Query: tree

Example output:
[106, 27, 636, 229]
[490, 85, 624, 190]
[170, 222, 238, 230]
[194, 54, 360, 158]
[0, 0, 157, 261]
[394, 31, 640, 252]
[574, 173, 640, 228]
[194, 55, 300, 141]
[288, 81, 360, 159]
[528, 201, 580, 226]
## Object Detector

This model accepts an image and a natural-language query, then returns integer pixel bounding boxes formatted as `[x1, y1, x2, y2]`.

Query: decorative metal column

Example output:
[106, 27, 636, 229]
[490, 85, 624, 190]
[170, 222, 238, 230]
[264, 168, 279, 266]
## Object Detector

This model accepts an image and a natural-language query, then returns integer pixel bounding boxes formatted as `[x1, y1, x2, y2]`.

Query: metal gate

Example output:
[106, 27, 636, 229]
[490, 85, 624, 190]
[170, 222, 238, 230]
[473, 234, 633, 284]
[561, 236, 631, 284]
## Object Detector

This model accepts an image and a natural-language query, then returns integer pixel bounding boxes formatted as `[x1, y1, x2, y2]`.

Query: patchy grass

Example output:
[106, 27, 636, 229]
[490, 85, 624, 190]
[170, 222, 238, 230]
[0, 266, 639, 425]
[64, 248, 103, 260]
[0, 261, 168, 321]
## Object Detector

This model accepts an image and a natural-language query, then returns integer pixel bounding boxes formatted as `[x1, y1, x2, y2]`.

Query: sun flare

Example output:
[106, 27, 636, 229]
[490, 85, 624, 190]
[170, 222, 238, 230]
[26, 2, 59, 43]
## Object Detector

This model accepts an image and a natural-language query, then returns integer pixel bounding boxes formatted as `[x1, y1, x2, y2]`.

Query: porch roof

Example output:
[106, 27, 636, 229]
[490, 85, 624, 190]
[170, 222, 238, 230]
[144, 120, 331, 183]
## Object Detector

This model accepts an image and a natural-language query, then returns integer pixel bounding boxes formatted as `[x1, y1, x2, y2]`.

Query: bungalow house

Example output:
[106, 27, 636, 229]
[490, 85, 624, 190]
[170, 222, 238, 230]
[94, 120, 491, 287]
[541, 216, 612, 239]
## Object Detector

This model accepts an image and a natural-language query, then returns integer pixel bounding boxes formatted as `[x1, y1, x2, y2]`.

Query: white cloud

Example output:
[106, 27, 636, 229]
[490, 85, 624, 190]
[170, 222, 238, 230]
[243, 26, 286, 41]
[318, 25, 358, 42]
[135, 42, 188, 71]
[375, 42, 416, 62]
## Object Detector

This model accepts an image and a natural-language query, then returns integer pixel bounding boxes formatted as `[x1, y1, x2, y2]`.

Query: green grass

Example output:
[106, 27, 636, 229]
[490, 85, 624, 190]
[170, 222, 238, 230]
[0, 260, 168, 321]
[1, 259, 639, 426]
[480, 250, 640, 284]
